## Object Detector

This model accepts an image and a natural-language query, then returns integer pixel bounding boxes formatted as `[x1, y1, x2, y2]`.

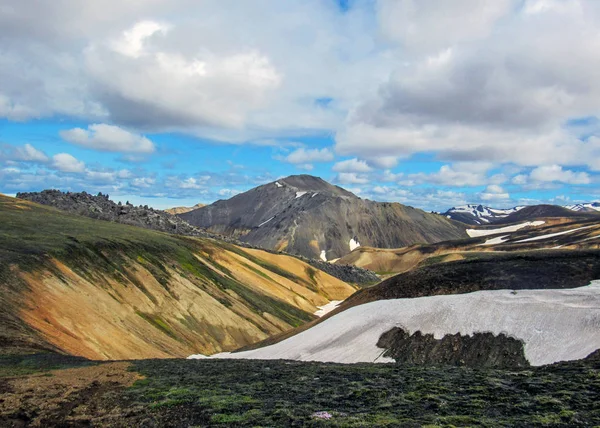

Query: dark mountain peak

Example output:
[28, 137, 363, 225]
[278, 175, 355, 197]
[181, 176, 467, 259]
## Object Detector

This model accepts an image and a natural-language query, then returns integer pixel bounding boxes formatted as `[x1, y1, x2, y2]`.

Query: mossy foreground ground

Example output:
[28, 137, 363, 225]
[1, 354, 599, 426]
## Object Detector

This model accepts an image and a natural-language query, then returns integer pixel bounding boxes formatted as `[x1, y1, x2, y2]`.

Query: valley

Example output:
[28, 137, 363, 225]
[2, 183, 600, 426]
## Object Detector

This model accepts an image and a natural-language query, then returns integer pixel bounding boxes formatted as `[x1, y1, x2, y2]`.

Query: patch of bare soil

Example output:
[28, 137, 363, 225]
[0, 362, 142, 427]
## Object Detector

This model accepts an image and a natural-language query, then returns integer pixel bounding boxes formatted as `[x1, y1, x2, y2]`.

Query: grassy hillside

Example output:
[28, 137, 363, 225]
[0, 195, 356, 359]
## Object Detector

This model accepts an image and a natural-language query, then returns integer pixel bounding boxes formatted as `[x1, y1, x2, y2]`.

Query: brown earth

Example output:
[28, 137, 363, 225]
[0, 362, 141, 427]
[164, 204, 205, 215]
[11, 247, 355, 360]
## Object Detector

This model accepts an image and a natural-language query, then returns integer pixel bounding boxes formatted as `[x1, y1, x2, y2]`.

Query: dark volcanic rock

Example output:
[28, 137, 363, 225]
[377, 327, 529, 368]
[306, 259, 379, 286]
[343, 249, 600, 307]
[17, 190, 209, 237]
[181, 175, 467, 259]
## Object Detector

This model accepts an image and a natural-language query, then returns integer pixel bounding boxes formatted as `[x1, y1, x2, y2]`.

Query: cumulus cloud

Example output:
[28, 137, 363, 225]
[334, 172, 370, 185]
[11, 144, 49, 162]
[332, 158, 372, 173]
[52, 153, 85, 173]
[529, 165, 591, 185]
[378, 0, 513, 52]
[479, 184, 510, 201]
[403, 164, 490, 187]
[283, 148, 334, 164]
[60, 123, 155, 153]
[131, 177, 156, 188]
[336, 0, 600, 171]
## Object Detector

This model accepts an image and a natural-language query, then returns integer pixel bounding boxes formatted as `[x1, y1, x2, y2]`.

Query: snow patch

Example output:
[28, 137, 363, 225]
[349, 238, 360, 251]
[295, 191, 307, 199]
[190, 281, 600, 366]
[275, 181, 283, 188]
[515, 225, 596, 243]
[320, 250, 327, 262]
[314, 300, 342, 317]
[312, 192, 319, 198]
[258, 216, 274, 227]
[467, 221, 545, 237]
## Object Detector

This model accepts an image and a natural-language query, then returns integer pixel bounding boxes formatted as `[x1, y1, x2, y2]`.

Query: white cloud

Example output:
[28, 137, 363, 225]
[366, 156, 399, 169]
[335, 1, 600, 171]
[131, 177, 155, 188]
[218, 188, 241, 197]
[334, 172, 370, 184]
[332, 158, 372, 173]
[60, 123, 155, 153]
[479, 184, 510, 201]
[13, 144, 49, 162]
[283, 147, 334, 164]
[52, 153, 85, 173]
[404, 164, 489, 187]
[512, 174, 528, 185]
[529, 165, 591, 184]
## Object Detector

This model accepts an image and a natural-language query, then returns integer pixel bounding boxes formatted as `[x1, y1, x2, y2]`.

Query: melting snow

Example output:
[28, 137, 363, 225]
[312, 192, 319, 198]
[349, 238, 360, 251]
[314, 300, 342, 317]
[275, 181, 283, 188]
[295, 191, 307, 199]
[515, 225, 596, 243]
[258, 216, 274, 227]
[467, 221, 545, 238]
[480, 235, 510, 246]
[320, 250, 327, 262]
[190, 281, 600, 366]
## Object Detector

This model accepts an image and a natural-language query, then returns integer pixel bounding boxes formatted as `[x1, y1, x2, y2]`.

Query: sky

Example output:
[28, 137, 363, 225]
[1, 0, 600, 211]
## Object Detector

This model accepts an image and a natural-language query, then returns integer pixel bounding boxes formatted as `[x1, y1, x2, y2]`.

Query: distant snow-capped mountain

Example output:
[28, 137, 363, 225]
[564, 202, 600, 213]
[443, 204, 524, 225]
[444, 202, 600, 225]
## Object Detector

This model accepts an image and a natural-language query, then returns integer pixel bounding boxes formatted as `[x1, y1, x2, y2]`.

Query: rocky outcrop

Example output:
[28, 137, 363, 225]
[377, 327, 528, 368]
[305, 259, 379, 286]
[17, 190, 207, 237]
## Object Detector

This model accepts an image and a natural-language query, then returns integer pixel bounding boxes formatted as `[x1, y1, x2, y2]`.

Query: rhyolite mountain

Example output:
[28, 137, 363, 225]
[0, 194, 355, 359]
[165, 203, 205, 215]
[180, 175, 468, 260]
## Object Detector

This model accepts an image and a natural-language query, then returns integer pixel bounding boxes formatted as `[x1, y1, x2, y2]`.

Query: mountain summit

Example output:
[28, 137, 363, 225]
[180, 175, 467, 260]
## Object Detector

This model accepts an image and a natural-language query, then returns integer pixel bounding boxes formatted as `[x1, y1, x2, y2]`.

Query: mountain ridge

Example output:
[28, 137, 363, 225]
[444, 202, 600, 225]
[180, 175, 468, 259]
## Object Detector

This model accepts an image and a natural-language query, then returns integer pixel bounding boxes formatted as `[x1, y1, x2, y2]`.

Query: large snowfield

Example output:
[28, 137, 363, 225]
[467, 221, 545, 237]
[190, 281, 600, 366]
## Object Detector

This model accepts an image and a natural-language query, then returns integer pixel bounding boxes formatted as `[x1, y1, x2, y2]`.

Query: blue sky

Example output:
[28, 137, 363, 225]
[1, 0, 600, 211]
